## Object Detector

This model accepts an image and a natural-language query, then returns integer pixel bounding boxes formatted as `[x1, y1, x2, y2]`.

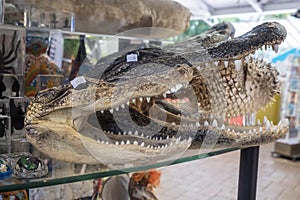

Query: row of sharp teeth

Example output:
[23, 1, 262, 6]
[98, 132, 193, 149]
[166, 83, 184, 94]
[101, 83, 185, 114]
[102, 97, 152, 114]
[262, 44, 280, 53]
[196, 44, 280, 71]
[106, 130, 175, 140]
[103, 115, 288, 139]
[102, 116, 288, 137]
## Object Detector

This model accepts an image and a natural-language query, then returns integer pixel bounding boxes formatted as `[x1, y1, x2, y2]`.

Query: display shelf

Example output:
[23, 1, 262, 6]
[272, 138, 300, 161]
[0, 142, 239, 192]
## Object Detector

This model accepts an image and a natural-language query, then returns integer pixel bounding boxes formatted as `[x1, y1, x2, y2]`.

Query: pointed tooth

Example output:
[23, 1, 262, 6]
[105, 141, 109, 144]
[166, 135, 169, 139]
[224, 61, 228, 68]
[146, 145, 150, 148]
[146, 97, 151, 103]
[245, 55, 250, 62]
[126, 140, 130, 144]
[212, 119, 218, 127]
[134, 131, 139, 136]
[266, 120, 270, 130]
[126, 101, 130, 106]
[128, 131, 132, 135]
[221, 124, 226, 130]
[100, 110, 104, 114]
[283, 118, 289, 126]
[234, 60, 241, 71]
[115, 141, 119, 145]
[121, 104, 125, 109]
[139, 97, 143, 102]
[141, 134, 144, 137]
[132, 99, 136, 103]
[123, 131, 127, 135]
[196, 122, 200, 127]
[272, 44, 279, 53]
[263, 116, 269, 124]
[109, 109, 114, 113]
[101, 141, 105, 144]
[176, 137, 181, 144]
[204, 121, 209, 126]
[171, 122, 176, 126]
[121, 141, 125, 145]
[140, 142, 144, 147]
[175, 84, 183, 91]
[163, 93, 167, 98]
[115, 106, 119, 112]
[257, 119, 261, 125]
[118, 132, 121, 135]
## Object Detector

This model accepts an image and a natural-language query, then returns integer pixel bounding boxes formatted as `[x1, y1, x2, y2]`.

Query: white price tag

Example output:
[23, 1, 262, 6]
[71, 76, 87, 88]
[126, 53, 138, 62]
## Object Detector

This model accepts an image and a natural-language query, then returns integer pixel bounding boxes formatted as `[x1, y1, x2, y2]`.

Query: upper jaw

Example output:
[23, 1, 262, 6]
[207, 22, 286, 61]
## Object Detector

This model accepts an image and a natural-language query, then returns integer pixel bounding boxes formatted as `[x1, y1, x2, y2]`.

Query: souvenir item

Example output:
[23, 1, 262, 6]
[0, 30, 22, 99]
[14, 156, 48, 178]
[9, 99, 25, 133]
[25, 22, 289, 165]
[129, 170, 161, 200]
[0, 190, 28, 200]
[0, 159, 12, 179]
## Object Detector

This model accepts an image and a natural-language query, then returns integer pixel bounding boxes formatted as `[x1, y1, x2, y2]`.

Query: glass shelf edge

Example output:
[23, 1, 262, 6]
[0, 147, 239, 192]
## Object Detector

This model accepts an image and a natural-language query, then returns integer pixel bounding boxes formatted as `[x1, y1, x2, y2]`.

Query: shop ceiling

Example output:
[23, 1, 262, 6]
[174, 0, 300, 19]
[174, 0, 300, 48]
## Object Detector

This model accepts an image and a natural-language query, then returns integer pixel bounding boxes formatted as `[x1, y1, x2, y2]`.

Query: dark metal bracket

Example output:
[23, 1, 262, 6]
[238, 146, 260, 200]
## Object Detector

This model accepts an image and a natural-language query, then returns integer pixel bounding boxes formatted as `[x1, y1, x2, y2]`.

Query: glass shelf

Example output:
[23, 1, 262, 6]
[0, 139, 239, 192]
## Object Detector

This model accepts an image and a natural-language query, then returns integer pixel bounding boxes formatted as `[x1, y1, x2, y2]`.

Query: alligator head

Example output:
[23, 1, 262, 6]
[25, 22, 289, 165]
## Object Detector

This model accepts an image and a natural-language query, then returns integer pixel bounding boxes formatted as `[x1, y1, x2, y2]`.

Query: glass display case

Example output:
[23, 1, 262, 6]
[0, 1, 270, 199]
[0, 25, 261, 199]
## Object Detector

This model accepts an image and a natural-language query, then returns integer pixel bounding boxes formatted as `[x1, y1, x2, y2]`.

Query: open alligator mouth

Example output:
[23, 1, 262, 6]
[92, 21, 288, 145]
[25, 22, 289, 165]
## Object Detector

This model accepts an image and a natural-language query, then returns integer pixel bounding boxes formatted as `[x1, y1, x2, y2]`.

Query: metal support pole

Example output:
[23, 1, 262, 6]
[237, 146, 260, 200]
[0, 0, 4, 24]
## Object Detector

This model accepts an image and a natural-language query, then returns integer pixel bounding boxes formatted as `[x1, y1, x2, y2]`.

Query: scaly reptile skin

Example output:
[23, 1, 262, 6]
[25, 22, 288, 164]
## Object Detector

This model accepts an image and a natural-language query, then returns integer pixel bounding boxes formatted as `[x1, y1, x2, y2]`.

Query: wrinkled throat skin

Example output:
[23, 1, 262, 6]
[25, 22, 289, 165]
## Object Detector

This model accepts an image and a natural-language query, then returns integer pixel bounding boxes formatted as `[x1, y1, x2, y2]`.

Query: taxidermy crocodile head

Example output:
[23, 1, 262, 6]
[25, 22, 289, 165]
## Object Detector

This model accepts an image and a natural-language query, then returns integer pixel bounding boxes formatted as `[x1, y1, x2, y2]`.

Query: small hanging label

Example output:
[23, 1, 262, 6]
[71, 76, 87, 89]
[126, 53, 138, 62]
